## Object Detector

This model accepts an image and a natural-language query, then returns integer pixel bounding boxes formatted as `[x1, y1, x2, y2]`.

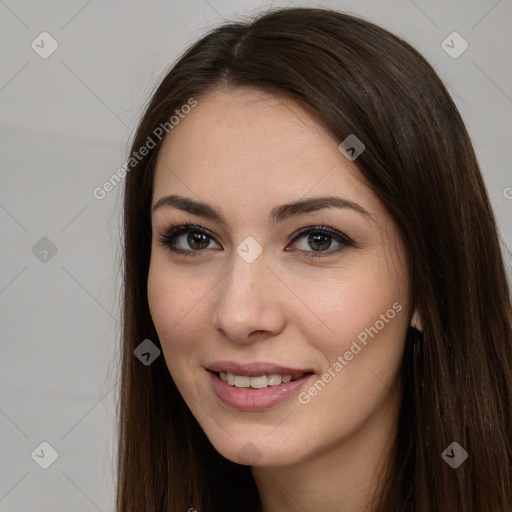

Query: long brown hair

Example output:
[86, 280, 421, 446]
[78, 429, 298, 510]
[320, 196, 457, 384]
[116, 7, 512, 511]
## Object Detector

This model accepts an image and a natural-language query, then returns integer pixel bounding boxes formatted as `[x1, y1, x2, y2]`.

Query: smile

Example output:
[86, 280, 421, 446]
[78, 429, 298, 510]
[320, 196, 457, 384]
[206, 363, 315, 410]
[217, 371, 304, 388]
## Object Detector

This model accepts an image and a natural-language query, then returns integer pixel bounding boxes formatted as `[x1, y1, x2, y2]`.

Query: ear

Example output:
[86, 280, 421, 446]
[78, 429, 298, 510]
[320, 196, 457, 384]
[410, 309, 423, 332]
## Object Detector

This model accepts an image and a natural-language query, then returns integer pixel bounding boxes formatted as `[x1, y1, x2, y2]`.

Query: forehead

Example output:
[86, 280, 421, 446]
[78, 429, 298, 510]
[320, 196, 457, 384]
[153, 87, 367, 204]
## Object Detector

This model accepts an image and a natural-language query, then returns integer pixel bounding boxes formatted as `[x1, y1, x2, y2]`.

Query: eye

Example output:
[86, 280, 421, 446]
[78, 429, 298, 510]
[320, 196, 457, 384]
[157, 222, 354, 258]
[157, 222, 220, 256]
[287, 224, 354, 258]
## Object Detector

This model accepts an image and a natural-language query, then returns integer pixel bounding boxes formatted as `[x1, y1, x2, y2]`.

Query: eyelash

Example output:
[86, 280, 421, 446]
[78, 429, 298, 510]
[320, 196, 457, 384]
[157, 221, 354, 259]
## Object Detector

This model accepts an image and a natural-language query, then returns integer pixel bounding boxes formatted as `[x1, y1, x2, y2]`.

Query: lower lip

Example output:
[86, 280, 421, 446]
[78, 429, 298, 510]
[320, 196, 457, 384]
[207, 370, 314, 411]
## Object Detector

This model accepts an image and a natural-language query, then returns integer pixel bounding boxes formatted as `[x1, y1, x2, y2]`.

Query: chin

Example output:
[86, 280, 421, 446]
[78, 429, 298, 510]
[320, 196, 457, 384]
[199, 422, 309, 467]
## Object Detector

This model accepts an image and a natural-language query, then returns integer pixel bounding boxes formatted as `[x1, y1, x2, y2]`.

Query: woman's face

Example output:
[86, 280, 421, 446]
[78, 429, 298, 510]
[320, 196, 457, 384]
[148, 87, 411, 467]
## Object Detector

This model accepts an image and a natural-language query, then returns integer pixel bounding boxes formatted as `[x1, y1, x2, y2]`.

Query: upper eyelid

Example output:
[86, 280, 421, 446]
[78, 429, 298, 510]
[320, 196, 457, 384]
[159, 222, 345, 238]
[292, 224, 353, 241]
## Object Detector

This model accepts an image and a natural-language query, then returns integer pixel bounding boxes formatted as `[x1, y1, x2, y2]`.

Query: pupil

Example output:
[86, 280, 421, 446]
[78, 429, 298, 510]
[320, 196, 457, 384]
[188, 232, 209, 250]
[309, 233, 331, 251]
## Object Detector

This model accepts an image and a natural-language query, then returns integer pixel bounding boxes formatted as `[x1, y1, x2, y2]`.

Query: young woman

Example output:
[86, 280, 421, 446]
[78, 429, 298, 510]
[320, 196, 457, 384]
[116, 7, 512, 511]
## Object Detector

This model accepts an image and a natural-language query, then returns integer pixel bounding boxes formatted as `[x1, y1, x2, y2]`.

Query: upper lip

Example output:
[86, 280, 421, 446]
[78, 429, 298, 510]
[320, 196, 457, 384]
[206, 360, 313, 378]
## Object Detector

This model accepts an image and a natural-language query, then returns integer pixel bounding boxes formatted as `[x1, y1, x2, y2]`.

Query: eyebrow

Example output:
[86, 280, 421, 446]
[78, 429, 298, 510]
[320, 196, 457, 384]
[151, 194, 371, 225]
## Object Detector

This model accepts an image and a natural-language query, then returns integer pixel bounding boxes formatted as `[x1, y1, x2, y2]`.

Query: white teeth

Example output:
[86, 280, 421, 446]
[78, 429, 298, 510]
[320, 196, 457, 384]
[234, 375, 250, 387]
[267, 374, 283, 386]
[249, 375, 268, 389]
[219, 372, 302, 388]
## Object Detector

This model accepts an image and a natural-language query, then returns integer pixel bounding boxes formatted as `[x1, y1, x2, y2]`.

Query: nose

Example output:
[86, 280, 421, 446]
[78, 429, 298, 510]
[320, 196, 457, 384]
[211, 250, 286, 344]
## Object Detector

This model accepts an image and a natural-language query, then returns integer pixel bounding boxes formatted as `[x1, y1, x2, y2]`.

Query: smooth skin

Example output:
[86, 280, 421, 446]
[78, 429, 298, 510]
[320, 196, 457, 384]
[147, 87, 415, 512]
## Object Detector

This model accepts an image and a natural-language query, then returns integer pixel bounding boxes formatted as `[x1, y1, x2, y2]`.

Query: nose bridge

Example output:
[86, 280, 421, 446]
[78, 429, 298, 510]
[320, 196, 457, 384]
[212, 248, 284, 340]
[221, 249, 268, 312]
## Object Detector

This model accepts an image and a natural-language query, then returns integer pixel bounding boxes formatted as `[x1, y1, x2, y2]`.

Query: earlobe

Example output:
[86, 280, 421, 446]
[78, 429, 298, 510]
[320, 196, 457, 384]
[411, 309, 423, 332]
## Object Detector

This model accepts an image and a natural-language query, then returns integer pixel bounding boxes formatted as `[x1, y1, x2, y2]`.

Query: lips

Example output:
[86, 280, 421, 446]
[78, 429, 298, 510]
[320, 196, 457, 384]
[205, 360, 315, 410]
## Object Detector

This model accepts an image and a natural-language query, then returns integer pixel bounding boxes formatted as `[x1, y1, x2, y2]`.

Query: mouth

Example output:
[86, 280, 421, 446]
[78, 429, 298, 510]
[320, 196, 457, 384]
[205, 363, 315, 410]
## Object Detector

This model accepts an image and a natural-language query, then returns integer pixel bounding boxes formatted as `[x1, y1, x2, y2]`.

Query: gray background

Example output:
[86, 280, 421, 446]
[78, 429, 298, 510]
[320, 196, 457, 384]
[1, 0, 511, 510]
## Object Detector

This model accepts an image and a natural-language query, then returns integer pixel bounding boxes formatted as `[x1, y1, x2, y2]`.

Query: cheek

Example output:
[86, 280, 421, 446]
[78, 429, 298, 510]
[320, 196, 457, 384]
[335, 292, 406, 380]
[328, 285, 402, 343]
[295, 281, 407, 443]
[289, 258, 405, 352]
[147, 261, 203, 367]
[292, 257, 408, 408]
[147, 262, 176, 333]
